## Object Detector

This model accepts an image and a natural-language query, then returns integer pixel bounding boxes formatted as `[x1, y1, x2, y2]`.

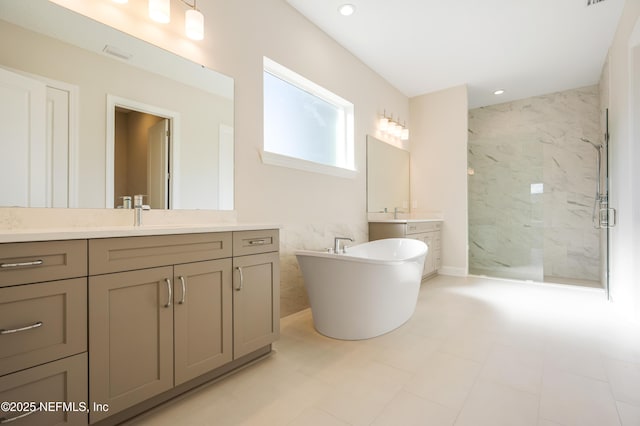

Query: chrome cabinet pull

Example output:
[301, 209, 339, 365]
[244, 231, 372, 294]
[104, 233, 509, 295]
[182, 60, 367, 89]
[178, 276, 186, 304]
[235, 266, 244, 291]
[0, 260, 43, 269]
[248, 239, 267, 246]
[164, 278, 172, 308]
[0, 409, 38, 424]
[0, 321, 43, 335]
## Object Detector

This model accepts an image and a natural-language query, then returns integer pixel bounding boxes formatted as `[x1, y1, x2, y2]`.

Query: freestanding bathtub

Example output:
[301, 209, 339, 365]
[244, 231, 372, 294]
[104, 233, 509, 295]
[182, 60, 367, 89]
[295, 238, 427, 340]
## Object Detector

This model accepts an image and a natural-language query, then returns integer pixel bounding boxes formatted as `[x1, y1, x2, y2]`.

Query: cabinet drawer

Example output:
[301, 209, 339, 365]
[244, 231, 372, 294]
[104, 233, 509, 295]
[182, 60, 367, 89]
[0, 240, 87, 288]
[0, 278, 87, 377]
[0, 353, 87, 426]
[89, 232, 232, 275]
[233, 230, 279, 256]
[406, 221, 442, 234]
[369, 223, 405, 240]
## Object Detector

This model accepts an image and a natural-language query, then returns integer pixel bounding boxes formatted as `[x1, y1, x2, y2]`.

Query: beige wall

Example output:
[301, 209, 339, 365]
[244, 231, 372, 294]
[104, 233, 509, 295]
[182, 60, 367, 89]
[604, 0, 640, 322]
[49, 0, 409, 316]
[410, 85, 469, 276]
[218, 0, 409, 315]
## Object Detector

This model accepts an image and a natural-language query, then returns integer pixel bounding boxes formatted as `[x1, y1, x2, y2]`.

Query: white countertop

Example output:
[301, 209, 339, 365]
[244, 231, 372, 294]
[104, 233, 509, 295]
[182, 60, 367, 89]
[367, 211, 444, 223]
[0, 223, 280, 243]
[0, 207, 281, 243]
[368, 218, 443, 224]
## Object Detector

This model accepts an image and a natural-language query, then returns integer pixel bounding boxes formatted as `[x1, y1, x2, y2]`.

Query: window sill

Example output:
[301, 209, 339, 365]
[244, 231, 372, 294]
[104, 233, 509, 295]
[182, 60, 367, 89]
[260, 150, 357, 179]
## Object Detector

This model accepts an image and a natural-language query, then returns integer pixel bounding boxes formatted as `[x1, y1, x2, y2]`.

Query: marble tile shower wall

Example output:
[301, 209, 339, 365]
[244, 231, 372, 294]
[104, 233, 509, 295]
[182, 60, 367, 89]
[468, 85, 601, 282]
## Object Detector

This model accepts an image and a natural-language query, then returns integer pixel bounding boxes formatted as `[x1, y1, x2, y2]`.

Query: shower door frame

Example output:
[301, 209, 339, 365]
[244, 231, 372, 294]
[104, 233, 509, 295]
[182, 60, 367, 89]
[604, 109, 611, 300]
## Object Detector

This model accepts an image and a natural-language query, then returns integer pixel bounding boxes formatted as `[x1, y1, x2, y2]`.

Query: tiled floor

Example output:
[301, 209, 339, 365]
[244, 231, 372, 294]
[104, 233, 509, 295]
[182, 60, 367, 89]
[131, 275, 640, 426]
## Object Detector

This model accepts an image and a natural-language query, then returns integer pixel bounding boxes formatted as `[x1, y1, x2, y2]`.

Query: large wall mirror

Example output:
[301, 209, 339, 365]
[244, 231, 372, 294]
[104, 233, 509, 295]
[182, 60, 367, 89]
[366, 135, 410, 213]
[0, 0, 234, 210]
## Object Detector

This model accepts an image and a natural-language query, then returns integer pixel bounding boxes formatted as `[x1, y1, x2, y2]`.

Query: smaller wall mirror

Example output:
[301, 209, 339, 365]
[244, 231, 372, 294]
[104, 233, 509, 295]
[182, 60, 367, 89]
[366, 135, 410, 213]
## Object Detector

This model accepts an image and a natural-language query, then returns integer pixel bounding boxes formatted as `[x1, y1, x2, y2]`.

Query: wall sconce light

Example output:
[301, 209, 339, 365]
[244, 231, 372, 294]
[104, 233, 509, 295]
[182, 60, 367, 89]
[378, 112, 409, 141]
[184, 4, 204, 40]
[401, 126, 409, 141]
[378, 116, 389, 132]
[113, 0, 204, 40]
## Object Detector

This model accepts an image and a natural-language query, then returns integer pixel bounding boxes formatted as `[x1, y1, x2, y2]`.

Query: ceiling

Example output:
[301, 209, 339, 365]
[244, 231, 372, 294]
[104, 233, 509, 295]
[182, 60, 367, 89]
[285, 0, 625, 108]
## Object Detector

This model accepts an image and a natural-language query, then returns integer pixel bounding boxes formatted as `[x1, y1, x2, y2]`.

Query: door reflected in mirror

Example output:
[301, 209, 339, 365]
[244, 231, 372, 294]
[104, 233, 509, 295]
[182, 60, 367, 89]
[114, 106, 169, 209]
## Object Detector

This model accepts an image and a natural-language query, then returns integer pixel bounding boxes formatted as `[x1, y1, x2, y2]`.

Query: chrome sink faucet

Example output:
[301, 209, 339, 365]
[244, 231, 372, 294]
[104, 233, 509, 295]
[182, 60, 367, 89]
[334, 237, 354, 254]
[394, 207, 405, 219]
[133, 194, 145, 226]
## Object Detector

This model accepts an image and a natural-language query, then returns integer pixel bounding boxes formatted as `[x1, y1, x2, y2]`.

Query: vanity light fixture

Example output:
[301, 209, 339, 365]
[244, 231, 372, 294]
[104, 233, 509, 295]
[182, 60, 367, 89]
[494, 89, 505, 95]
[338, 4, 356, 16]
[114, 0, 205, 40]
[378, 116, 389, 132]
[387, 120, 397, 135]
[184, 0, 204, 40]
[393, 123, 402, 138]
[401, 123, 409, 141]
[378, 112, 409, 141]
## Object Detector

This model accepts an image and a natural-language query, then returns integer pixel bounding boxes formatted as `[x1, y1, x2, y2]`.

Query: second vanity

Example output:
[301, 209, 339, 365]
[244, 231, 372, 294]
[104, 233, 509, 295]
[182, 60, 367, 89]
[0, 221, 279, 425]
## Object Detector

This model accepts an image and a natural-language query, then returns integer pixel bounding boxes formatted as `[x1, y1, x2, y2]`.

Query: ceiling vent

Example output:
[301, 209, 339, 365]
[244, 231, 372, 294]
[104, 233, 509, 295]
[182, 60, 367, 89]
[586, 0, 606, 6]
[103, 45, 132, 61]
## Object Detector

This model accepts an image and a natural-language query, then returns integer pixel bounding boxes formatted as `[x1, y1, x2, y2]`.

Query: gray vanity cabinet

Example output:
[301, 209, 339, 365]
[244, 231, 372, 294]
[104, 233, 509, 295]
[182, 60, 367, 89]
[0, 240, 88, 426]
[88, 259, 234, 423]
[232, 229, 280, 358]
[88, 233, 234, 423]
[0, 228, 279, 425]
[87, 230, 279, 424]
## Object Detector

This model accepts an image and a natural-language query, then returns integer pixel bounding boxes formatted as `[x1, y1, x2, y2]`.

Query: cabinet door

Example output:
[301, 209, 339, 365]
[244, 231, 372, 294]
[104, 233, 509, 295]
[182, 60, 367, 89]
[232, 252, 280, 359]
[423, 233, 435, 276]
[174, 259, 232, 385]
[432, 230, 442, 270]
[89, 266, 174, 423]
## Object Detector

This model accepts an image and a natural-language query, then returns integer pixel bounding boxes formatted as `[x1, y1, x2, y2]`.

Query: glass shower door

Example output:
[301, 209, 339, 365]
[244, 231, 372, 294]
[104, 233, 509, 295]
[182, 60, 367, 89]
[467, 133, 545, 282]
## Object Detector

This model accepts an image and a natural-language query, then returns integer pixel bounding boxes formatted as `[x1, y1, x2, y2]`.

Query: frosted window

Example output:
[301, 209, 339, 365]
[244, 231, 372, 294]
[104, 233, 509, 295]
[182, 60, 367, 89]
[263, 58, 354, 174]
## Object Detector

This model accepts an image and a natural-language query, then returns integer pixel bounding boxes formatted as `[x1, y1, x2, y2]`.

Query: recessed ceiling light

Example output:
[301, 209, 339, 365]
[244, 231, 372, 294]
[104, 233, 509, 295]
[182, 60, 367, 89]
[494, 89, 505, 95]
[338, 4, 356, 16]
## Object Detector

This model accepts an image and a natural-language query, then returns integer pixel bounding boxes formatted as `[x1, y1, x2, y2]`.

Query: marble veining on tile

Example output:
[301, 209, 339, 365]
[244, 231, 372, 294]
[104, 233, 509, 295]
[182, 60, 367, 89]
[468, 85, 601, 282]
